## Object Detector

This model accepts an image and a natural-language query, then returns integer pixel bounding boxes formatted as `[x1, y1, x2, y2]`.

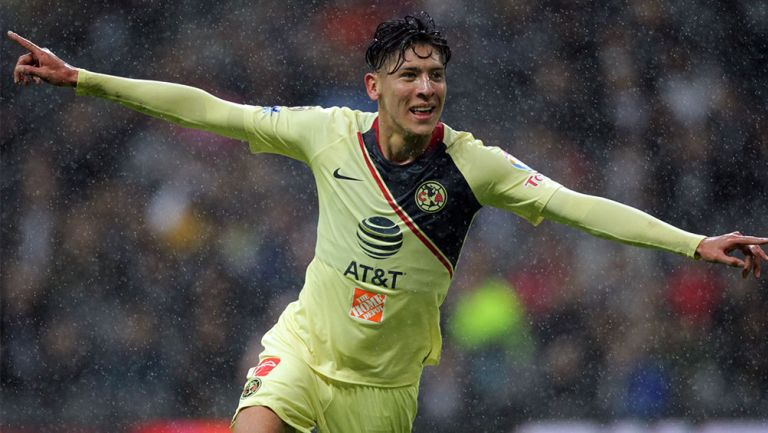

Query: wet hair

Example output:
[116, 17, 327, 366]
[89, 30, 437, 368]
[365, 12, 451, 74]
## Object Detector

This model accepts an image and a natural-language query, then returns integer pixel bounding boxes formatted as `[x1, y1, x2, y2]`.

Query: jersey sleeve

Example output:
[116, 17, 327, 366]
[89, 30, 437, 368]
[542, 187, 705, 257]
[74, 69, 342, 164]
[244, 106, 342, 163]
[75, 69, 255, 142]
[447, 130, 562, 225]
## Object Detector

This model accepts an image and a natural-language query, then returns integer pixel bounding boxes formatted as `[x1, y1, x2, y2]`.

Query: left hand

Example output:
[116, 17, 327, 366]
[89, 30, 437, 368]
[695, 232, 768, 279]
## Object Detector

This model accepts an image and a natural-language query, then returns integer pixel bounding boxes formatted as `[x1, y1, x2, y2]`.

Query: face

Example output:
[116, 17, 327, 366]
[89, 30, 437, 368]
[365, 43, 447, 141]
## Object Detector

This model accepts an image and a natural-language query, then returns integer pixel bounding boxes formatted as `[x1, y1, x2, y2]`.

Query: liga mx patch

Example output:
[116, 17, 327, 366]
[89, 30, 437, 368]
[349, 288, 386, 323]
[241, 378, 261, 399]
[241, 357, 280, 399]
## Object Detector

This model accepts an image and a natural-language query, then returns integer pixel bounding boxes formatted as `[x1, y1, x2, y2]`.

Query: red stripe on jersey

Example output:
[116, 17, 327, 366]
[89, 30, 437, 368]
[357, 132, 454, 278]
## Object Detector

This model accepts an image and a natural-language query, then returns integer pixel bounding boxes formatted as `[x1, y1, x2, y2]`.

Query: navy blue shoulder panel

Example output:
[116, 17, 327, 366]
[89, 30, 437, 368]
[361, 128, 481, 267]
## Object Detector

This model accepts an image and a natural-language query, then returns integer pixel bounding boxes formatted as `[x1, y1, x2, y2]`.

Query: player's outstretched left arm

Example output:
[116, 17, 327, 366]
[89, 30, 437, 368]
[542, 187, 768, 279]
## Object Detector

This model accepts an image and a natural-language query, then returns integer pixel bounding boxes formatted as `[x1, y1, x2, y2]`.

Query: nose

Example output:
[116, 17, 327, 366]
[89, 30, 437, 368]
[416, 74, 435, 97]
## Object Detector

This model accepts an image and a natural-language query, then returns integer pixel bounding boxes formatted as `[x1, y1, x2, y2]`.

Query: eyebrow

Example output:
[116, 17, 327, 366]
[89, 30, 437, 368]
[399, 66, 445, 72]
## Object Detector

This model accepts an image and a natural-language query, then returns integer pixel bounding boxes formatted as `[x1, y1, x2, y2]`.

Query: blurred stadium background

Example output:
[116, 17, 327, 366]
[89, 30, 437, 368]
[2, 0, 767, 432]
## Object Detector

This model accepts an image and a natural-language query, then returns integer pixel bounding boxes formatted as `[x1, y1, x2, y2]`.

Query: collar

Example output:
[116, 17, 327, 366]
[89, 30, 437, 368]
[372, 117, 444, 161]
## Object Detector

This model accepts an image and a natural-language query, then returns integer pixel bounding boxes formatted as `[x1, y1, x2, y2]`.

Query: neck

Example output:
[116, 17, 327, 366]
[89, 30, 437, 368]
[380, 131, 430, 165]
[373, 118, 442, 165]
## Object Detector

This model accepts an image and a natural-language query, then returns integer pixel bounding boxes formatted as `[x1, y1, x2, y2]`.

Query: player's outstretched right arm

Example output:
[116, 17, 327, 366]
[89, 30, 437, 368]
[8, 31, 253, 142]
[8, 31, 78, 86]
[542, 187, 768, 278]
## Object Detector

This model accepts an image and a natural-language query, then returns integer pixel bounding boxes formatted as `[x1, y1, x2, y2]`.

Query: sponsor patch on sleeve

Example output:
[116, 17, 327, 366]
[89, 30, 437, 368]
[349, 287, 386, 323]
[524, 173, 547, 188]
[248, 357, 281, 378]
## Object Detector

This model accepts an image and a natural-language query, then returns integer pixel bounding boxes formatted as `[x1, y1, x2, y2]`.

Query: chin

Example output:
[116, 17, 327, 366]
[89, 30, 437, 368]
[408, 122, 438, 137]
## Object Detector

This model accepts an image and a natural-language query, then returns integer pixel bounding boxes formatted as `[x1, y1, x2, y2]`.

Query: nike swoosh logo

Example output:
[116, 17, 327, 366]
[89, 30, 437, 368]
[333, 168, 362, 181]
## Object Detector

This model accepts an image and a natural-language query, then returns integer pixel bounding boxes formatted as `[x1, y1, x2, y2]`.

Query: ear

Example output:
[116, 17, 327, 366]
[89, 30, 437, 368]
[364, 72, 380, 101]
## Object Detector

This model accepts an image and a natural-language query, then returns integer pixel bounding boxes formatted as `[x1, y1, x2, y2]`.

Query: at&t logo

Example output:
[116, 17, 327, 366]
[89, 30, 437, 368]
[357, 216, 403, 259]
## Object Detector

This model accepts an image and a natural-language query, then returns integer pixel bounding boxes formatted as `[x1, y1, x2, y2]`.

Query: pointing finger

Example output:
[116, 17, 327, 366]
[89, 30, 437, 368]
[6, 31, 43, 55]
[730, 236, 768, 245]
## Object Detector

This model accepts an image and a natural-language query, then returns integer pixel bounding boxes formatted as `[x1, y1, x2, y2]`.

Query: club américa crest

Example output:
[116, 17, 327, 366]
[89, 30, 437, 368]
[415, 181, 447, 213]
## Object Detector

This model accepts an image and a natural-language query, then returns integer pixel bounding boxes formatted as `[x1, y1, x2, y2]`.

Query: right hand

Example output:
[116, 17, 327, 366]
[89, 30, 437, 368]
[7, 31, 78, 87]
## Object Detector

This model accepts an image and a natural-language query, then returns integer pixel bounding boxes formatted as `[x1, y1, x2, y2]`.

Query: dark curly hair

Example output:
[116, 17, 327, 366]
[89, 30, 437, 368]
[365, 12, 451, 74]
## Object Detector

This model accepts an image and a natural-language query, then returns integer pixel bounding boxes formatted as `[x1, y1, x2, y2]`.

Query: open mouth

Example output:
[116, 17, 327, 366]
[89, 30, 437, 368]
[409, 106, 435, 115]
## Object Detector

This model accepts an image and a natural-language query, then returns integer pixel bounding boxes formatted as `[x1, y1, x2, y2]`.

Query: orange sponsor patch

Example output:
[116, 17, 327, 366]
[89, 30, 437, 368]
[248, 357, 281, 378]
[349, 287, 386, 323]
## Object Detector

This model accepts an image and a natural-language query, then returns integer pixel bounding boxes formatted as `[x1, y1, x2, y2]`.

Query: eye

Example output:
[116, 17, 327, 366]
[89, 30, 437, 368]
[430, 71, 445, 81]
[400, 72, 417, 79]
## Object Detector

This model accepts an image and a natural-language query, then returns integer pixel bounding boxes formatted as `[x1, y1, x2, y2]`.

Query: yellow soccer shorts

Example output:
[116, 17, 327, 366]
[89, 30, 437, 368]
[233, 330, 419, 433]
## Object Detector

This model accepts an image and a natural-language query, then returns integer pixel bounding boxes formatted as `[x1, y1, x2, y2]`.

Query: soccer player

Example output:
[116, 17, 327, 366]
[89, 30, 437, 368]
[8, 13, 768, 433]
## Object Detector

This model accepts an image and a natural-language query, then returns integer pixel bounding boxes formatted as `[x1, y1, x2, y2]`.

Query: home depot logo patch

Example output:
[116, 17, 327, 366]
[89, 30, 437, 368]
[349, 287, 386, 323]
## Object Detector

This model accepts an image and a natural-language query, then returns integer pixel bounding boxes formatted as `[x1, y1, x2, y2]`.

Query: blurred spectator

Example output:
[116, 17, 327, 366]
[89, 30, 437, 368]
[446, 278, 536, 426]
